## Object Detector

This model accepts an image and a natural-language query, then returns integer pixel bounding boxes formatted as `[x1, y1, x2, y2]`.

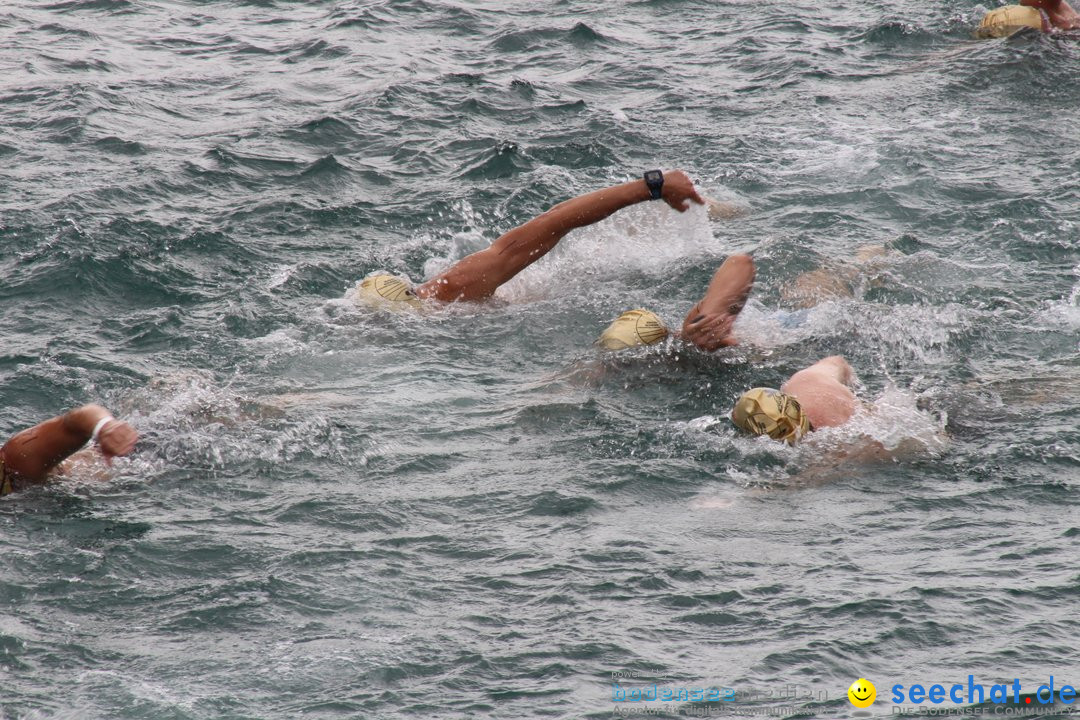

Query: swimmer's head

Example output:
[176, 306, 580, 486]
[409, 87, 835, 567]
[730, 387, 811, 445]
[354, 274, 422, 310]
[596, 309, 669, 351]
[976, 5, 1046, 38]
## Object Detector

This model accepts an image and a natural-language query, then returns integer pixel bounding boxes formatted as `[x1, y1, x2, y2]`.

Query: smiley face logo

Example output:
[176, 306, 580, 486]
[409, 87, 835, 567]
[848, 678, 876, 708]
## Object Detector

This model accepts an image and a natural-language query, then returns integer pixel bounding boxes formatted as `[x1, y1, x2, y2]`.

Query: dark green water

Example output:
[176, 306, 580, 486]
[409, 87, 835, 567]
[1, 1, 1078, 718]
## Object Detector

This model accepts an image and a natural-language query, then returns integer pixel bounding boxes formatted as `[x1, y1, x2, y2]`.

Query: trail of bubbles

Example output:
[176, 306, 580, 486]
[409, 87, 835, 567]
[114, 372, 352, 475]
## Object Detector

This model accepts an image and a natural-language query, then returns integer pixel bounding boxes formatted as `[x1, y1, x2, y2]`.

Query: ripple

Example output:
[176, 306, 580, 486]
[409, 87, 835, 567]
[92, 135, 146, 155]
[40, 0, 133, 11]
[491, 23, 613, 53]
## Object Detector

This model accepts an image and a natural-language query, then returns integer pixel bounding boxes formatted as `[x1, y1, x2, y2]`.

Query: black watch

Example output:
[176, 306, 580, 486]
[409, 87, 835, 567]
[643, 170, 664, 200]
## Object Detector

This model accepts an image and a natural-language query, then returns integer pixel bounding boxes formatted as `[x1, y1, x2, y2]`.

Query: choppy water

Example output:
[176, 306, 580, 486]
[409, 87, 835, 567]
[1, 1, 1078, 718]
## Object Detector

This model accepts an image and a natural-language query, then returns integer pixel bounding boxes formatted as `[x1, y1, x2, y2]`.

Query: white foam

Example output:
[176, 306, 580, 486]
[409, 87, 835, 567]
[735, 300, 846, 347]
[1040, 262, 1080, 334]
[684, 414, 726, 432]
[493, 201, 720, 303]
[248, 327, 304, 349]
[421, 199, 490, 281]
[770, 132, 881, 180]
[737, 298, 980, 363]
[266, 263, 295, 289]
[689, 496, 737, 510]
[118, 373, 349, 471]
[810, 384, 949, 456]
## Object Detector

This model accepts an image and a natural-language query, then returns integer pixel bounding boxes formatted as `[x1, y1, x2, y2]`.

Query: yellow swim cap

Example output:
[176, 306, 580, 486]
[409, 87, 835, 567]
[731, 387, 811, 444]
[596, 309, 669, 350]
[355, 274, 422, 310]
[976, 5, 1045, 38]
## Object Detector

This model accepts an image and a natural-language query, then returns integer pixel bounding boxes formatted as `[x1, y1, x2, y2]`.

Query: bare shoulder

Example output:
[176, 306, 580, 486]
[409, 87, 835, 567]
[782, 357, 857, 429]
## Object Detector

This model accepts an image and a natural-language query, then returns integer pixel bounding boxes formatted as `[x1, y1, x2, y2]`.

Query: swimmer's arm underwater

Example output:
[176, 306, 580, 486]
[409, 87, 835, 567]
[415, 170, 704, 302]
[704, 197, 747, 221]
[1, 404, 138, 484]
[679, 254, 755, 351]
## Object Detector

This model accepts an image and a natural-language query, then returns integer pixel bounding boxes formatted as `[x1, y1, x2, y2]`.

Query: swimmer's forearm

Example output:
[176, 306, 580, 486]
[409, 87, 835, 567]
[521, 169, 703, 240]
[489, 179, 652, 262]
[691, 254, 755, 317]
[494, 170, 702, 261]
[61, 404, 114, 440]
[532, 179, 653, 237]
[2, 406, 105, 481]
[2, 405, 134, 482]
[442, 179, 656, 296]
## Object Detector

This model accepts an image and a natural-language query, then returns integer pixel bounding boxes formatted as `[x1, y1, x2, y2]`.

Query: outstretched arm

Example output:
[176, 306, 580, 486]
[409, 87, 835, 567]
[679, 254, 755, 351]
[1, 404, 138, 483]
[414, 170, 704, 303]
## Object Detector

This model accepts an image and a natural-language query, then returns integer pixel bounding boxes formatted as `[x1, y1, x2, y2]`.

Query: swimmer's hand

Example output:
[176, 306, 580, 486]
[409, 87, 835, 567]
[96, 419, 139, 465]
[681, 312, 737, 352]
[661, 170, 705, 212]
[705, 197, 748, 221]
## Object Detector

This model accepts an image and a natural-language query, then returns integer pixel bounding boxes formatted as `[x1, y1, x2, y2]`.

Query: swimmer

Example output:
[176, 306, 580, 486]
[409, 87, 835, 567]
[0, 404, 138, 496]
[977, 0, 1080, 37]
[596, 253, 756, 352]
[596, 246, 891, 353]
[704, 196, 748, 221]
[726, 356, 946, 490]
[731, 356, 856, 444]
[781, 244, 893, 309]
[357, 170, 705, 306]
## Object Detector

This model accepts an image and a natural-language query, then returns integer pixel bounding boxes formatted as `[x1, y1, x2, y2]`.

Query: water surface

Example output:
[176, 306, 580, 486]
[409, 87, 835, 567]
[1, 1, 1078, 718]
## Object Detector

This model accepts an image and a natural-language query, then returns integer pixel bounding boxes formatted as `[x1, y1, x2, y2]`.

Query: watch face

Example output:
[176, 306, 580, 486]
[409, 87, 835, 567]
[644, 170, 663, 198]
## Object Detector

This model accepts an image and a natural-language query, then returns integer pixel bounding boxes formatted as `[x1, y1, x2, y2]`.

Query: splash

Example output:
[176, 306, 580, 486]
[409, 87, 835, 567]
[117, 372, 350, 473]
[1040, 262, 1080, 333]
[683, 384, 946, 490]
[495, 201, 720, 304]
[812, 384, 948, 454]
